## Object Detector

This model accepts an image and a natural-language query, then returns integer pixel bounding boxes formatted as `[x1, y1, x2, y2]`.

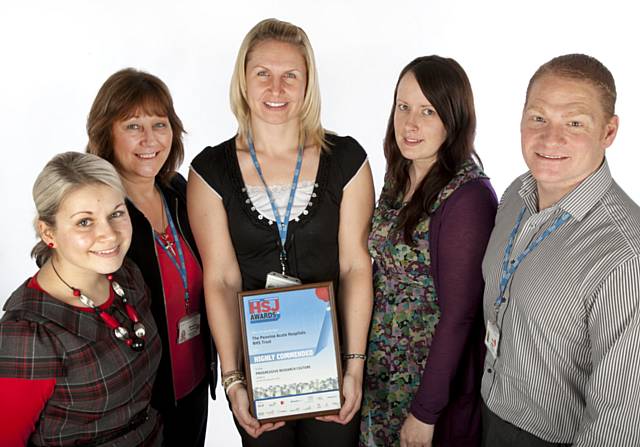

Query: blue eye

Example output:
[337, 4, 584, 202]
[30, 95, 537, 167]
[154, 122, 168, 129]
[284, 72, 296, 79]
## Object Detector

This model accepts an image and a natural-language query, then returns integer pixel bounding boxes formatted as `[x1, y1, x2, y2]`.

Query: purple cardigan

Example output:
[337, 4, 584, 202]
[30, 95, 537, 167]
[409, 178, 497, 446]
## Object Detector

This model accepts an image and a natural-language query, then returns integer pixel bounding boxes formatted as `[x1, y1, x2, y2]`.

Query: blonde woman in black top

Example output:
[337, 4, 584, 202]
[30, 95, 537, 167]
[189, 18, 374, 447]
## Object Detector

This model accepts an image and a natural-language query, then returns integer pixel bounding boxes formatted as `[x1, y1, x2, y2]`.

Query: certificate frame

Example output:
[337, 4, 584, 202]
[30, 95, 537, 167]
[238, 281, 343, 422]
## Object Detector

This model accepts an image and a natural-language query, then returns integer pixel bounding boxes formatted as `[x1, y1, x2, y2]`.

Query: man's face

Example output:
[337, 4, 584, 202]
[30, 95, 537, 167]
[521, 74, 618, 202]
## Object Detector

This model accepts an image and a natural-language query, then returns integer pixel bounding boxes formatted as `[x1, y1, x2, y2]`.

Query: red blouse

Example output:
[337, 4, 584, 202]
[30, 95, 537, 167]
[155, 227, 206, 399]
[0, 377, 54, 446]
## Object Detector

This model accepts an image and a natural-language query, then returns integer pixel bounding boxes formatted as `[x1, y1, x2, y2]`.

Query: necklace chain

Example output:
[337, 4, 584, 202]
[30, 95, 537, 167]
[49, 259, 146, 352]
[50, 259, 75, 291]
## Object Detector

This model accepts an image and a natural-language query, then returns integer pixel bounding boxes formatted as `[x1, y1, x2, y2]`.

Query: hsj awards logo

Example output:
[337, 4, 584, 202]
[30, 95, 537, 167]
[249, 297, 281, 323]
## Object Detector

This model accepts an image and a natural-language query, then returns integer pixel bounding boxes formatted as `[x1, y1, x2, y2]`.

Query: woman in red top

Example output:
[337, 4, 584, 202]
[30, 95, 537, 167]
[0, 152, 162, 446]
[86, 68, 216, 447]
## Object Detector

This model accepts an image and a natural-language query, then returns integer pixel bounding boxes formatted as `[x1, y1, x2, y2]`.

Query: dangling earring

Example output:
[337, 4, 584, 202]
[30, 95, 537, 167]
[48, 242, 54, 248]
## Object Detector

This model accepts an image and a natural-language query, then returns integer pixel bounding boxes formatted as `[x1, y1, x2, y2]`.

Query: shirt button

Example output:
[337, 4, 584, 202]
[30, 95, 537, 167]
[487, 368, 493, 374]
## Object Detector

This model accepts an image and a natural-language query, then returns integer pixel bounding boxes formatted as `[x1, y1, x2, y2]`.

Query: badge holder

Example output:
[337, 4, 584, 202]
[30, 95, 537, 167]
[266, 272, 302, 289]
[178, 312, 201, 344]
[485, 320, 500, 358]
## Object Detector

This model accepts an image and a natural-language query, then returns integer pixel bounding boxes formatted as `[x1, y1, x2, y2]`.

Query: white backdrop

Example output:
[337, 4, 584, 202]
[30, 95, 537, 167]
[1, 1, 639, 445]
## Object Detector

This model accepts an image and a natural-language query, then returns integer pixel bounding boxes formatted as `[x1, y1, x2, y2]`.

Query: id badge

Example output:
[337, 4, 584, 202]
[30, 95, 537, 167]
[177, 313, 201, 344]
[485, 320, 500, 358]
[265, 271, 302, 289]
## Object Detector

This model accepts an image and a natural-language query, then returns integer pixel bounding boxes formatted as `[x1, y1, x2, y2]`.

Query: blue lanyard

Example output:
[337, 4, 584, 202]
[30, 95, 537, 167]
[154, 195, 190, 312]
[495, 206, 571, 313]
[247, 132, 304, 274]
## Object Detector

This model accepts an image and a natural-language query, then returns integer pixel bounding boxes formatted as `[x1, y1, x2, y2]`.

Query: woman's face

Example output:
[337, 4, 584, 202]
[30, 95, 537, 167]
[111, 110, 173, 182]
[393, 72, 447, 171]
[245, 39, 307, 129]
[42, 183, 132, 277]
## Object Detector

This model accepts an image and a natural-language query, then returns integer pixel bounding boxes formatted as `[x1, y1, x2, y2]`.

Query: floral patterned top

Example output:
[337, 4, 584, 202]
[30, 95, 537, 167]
[360, 160, 495, 447]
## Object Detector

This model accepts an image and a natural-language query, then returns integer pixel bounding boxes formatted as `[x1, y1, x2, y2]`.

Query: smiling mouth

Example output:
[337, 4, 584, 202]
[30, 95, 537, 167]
[136, 152, 159, 159]
[90, 246, 120, 257]
[264, 101, 288, 109]
[536, 153, 568, 160]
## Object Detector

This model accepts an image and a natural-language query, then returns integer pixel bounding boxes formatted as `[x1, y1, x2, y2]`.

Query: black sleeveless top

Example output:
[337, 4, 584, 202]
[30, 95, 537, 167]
[190, 134, 367, 292]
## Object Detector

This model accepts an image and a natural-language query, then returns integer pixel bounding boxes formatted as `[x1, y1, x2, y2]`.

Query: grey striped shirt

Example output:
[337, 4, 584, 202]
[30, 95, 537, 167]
[481, 160, 640, 446]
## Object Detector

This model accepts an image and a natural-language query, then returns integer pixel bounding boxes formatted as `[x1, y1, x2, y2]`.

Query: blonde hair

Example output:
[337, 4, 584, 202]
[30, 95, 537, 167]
[31, 152, 126, 267]
[229, 18, 327, 150]
[526, 54, 616, 118]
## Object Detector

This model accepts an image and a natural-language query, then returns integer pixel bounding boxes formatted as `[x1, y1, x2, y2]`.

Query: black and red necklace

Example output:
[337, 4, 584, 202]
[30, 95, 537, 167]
[51, 260, 146, 351]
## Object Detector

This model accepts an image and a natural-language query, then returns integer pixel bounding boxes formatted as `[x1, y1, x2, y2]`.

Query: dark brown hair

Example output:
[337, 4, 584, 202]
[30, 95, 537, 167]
[383, 55, 479, 245]
[86, 68, 185, 183]
[526, 53, 616, 118]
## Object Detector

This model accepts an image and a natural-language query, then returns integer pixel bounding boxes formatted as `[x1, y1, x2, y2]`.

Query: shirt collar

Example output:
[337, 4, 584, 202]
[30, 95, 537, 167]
[518, 159, 613, 221]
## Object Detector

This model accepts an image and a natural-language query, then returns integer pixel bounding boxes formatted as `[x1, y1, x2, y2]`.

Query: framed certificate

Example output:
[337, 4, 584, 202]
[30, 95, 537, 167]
[238, 282, 343, 422]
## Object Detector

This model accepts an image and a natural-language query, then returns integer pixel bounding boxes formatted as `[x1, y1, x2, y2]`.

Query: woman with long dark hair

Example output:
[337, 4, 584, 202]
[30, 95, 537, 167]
[360, 56, 498, 447]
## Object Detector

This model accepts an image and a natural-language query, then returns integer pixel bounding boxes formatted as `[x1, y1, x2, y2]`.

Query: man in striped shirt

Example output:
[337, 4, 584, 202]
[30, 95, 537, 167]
[481, 54, 640, 446]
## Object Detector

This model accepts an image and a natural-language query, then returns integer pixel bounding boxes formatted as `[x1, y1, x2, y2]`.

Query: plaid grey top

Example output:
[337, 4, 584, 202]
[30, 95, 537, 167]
[481, 161, 640, 446]
[0, 259, 162, 446]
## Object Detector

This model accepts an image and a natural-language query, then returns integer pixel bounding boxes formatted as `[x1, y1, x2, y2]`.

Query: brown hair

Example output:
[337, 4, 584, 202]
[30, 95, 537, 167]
[86, 68, 185, 183]
[31, 152, 126, 267]
[230, 18, 327, 151]
[383, 56, 480, 245]
[526, 53, 616, 118]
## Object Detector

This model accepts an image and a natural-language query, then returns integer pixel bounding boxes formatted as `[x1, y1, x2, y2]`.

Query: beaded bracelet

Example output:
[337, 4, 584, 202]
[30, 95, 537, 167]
[221, 369, 244, 380]
[222, 373, 244, 385]
[222, 371, 246, 391]
[224, 378, 246, 394]
[342, 353, 367, 360]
